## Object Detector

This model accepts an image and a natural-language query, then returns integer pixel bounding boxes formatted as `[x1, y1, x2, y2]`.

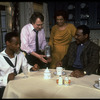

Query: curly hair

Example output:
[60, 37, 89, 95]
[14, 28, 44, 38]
[54, 10, 68, 21]
[5, 31, 19, 43]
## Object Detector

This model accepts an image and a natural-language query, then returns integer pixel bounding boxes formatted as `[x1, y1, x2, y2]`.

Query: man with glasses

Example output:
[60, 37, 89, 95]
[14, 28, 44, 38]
[20, 12, 50, 69]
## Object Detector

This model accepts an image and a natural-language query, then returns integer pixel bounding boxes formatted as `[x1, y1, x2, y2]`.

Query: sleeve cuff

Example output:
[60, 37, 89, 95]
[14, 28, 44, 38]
[28, 64, 33, 72]
[0, 74, 8, 86]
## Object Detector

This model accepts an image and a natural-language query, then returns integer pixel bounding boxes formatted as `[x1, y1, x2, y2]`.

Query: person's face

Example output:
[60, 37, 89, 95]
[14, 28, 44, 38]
[7, 37, 20, 54]
[56, 16, 65, 26]
[75, 29, 88, 44]
[33, 18, 43, 31]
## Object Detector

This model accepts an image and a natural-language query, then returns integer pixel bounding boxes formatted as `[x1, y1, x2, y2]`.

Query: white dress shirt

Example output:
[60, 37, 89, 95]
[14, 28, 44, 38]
[20, 23, 47, 54]
[0, 49, 32, 87]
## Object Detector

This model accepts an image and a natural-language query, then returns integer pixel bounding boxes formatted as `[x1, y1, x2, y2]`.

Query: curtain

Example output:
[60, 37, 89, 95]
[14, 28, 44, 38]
[24, 2, 34, 24]
[19, 2, 50, 39]
[43, 3, 50, 40]
[19, 2, 34, 31]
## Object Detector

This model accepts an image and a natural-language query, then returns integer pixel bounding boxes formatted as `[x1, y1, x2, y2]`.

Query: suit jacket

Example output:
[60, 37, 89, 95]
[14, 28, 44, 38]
[62, 40, 100, 75]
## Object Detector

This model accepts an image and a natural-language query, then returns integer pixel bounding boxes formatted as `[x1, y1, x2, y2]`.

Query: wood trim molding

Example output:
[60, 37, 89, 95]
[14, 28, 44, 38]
[0, 2, 10, 6]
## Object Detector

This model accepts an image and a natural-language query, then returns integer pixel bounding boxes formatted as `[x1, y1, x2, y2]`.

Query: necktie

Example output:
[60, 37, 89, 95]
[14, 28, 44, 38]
[34, 29, 39, 53]
[3, 56, 17, 75]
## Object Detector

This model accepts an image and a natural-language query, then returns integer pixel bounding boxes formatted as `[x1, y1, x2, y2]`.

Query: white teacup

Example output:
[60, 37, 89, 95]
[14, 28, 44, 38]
[56, 67, 63, 75]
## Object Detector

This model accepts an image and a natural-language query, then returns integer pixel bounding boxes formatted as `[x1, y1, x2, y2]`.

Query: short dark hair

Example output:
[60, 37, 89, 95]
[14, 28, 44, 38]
[54, 10, 68, 21]
[77, 25, 90, 35]
[30, 12, 44, 24]
[5, 31, 19, 43]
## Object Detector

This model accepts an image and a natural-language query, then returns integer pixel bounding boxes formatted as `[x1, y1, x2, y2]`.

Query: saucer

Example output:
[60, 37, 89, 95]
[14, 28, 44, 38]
[53, 71, 66, 75]
[93, 83, 100, 90]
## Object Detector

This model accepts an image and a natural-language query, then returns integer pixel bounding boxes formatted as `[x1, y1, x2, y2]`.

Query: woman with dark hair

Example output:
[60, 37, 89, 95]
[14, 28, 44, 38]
[49, 10, 76, 69]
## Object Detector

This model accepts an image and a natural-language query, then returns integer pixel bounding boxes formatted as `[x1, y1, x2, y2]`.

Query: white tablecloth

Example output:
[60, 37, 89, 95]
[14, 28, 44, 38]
[2, 69, 100, 99]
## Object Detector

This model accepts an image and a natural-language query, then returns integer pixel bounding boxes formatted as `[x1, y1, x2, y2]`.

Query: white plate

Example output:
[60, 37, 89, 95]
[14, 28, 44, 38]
[53, 71, 66, 75]
[68, 4, 74, 10]
[68, 14, 73, 20]
[93, 83, 100, 90]
[80, 3, 86, 9]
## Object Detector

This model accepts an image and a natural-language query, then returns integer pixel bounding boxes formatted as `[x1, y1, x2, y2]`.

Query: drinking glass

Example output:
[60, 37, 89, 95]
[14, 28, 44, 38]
[22, 65, 28, 78]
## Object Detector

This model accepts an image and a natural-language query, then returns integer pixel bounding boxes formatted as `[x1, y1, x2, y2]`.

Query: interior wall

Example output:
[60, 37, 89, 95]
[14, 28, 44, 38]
[33, 2, 43, 13]
[90, 30, 100, 46]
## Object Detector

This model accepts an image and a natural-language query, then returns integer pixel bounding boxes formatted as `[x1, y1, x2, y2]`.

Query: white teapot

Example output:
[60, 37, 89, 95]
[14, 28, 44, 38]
[44, 67, 51, 79]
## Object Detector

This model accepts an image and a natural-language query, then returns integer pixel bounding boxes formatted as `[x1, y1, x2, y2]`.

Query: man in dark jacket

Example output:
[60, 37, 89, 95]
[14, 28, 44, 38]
[57, 25, 99, 78]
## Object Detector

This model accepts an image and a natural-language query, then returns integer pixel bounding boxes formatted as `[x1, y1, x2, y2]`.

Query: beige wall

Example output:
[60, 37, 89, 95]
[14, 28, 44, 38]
[90, 30, 100, 46]
[33, 3, 43, 13]
[90, 30, 100, 64]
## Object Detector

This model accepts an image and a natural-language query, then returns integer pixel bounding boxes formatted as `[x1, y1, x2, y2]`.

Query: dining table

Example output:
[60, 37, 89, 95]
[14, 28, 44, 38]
[2, 69, 100, 99]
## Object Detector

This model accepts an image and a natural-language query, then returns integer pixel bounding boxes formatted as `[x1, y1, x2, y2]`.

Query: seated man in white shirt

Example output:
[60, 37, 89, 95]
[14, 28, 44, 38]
[0, 32, 39, 99]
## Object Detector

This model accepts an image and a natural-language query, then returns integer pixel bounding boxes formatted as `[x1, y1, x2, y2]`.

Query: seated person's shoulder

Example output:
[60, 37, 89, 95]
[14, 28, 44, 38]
[17, 51, 26, 56]
[0, 52, 3, 57]
[70, 41, 76, 45]
[0, 51, 7, 58]
[90, 41, 99, 49]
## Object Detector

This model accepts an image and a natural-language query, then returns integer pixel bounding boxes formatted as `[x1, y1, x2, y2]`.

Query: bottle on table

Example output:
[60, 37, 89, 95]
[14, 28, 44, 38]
[44, 67, 51, 79]
[44, 42, 51, 58]
[44, 39, 51, 68]
[64, 76, 71, 86]
[57, 75, 63, 85]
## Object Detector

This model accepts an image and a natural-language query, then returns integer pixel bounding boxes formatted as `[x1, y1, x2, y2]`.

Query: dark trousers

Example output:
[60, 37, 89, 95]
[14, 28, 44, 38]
[24, 50, 49, 69]
[26, 54, 46, 69]
[0, 86, 5, 99]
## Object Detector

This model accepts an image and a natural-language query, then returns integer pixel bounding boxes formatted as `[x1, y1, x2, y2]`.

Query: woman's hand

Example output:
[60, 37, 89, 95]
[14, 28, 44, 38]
[47, 57, 52, 63]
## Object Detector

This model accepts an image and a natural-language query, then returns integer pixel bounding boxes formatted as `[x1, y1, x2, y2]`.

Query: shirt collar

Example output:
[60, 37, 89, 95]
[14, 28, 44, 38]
[81, 44, 83, 46]
[83, 40, 89, 46]
[1, 49, 17, 58]
[29, 23, 34, 31]
[79, 40, 89, 46]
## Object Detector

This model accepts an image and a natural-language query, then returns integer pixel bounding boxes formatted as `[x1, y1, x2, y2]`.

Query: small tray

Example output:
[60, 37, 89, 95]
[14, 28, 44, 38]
[93, 83, 100, 90]
[53, 71, 66, 76]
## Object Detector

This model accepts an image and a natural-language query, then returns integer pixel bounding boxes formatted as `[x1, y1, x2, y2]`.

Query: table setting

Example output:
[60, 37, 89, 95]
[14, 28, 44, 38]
[2, 67, 100, 99]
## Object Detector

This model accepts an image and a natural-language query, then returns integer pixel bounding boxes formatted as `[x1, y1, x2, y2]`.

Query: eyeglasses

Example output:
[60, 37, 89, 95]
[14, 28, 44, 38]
[36, 24, 43, 27]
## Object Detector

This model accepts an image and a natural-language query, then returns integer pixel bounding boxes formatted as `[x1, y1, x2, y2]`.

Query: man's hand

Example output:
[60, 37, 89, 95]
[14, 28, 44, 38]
[31, 64, 40, 71]
[70, 70, 85, 78]
[39, 55, 48, 63]
[31, 52, 48, 63]
[8, 73, 16, 82]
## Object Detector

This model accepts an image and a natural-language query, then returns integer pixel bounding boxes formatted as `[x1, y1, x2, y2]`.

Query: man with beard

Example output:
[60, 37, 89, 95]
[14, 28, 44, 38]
[56, 25, 99, 78]
[0, 32, 39, 98]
